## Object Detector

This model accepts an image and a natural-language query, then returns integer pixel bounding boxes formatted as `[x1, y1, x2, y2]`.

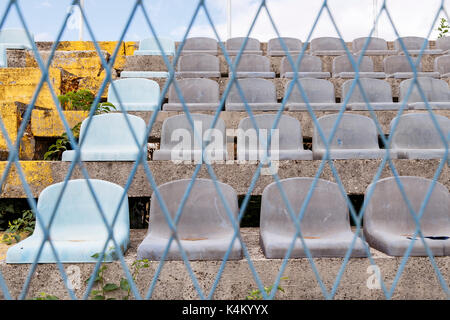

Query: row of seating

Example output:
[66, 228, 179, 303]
[108, 77, 450, 112]
[6, 176, 449, 263]
[61, 112, 450, 162]
[160, 53, 450, 80]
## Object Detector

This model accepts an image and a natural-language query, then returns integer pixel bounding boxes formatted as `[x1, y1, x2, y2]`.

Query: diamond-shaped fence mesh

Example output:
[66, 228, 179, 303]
[0, 0, 448, 300]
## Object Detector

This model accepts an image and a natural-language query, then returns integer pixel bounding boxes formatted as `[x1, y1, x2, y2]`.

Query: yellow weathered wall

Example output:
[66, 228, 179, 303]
[31, 109, 88, 137]
[0, 103, 19, 151]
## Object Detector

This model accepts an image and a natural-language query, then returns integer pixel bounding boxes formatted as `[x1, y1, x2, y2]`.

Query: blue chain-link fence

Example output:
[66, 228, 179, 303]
[0, 0, 448, 300]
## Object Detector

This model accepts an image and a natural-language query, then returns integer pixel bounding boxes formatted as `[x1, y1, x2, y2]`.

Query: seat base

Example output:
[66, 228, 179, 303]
[287, 102, 343, 111]
[163, 103, 221, 111]
[120, 71, 169, 78]
[313, 149, 397, 160]
[225, 103, 281, 111]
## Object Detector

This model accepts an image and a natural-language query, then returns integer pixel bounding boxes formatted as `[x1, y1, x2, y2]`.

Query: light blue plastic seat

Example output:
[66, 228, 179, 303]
[6, 179, 130, 263]
[0, 28, 33, 68]
[134, 37, 175, 56]
[62, 113, 147, 162]
[107, 78, 160, 111]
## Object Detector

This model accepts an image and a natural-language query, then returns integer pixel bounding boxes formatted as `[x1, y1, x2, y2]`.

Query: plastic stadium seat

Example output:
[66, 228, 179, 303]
[280, 54, 330, 79]
[310, 37, 346, 56]
[267, 37, 303, 56]
[342, 78, 399, 110]
[225, 78, 280, 111]
[332, 54, 386, 79]
[230, 54, 275, 78]
[434, 54, 450, 77]
[352, 37, 396, 56]
[107, 78, 160, 111]
[395, 36, 442, 55]
[225, 37, 262, 55]
[384, 55, 440, 79]
[0, 28, 33, 67]
[6, 179, 130, 263]
[181, 37, 218, 55]
[399, 77, 450, 110]
[134, 37, 175, 56]
[176, 53, 220, 78]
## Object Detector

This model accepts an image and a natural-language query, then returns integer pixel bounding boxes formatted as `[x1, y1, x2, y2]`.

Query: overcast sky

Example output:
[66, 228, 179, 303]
[1, 0, 450, 42]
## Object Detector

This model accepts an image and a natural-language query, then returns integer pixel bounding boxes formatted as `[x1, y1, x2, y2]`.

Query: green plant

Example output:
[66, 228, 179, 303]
[2, 210, 35, 245]
[32, 292, 59, 300]
[437, 18, 449, 38]
[86, 248, 149, 300]
[0, 202, 15, 231]
[245, 277, 288, 300]
[44, 89, 116, 161]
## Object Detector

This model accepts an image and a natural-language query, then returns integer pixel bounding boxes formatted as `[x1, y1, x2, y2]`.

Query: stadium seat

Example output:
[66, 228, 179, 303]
[390, 113, 450, 159]
[225, 37, 262, 55]
[395, 36, 442, 55]
[364, 176, 450, 256]
[332, 54, 386, 78]
[181, 37, 218, 55]
[280, 54, 330, 78]
[310, 37, 346, 56]
[436, 36, 450, 54]
[0, 28, 33, 67]
[313, 113, 396, 160]
[225, 78, 279, 111]
[399, 77, 450, 109]
[237, 114, 313, 160]
[107, 78, 160, 111]
[342, 78, 399, 110]
[176, 53, 220, 78]
[153, 113, 227, 162]
[352, 37, 396, 55]
[267, 37, 303, 56]
[62, 113, 147, 162]
[230, 54, 275, 78]
[134, 37, 175, 56]
[137, 179, 242, 260]
[163, 78, 220, 111]
[384, 55, 440, 79]
[285, 78, 342, 111]
[6, 179, 130, 263]
[260, 177, 367, 258]
[434, 54, 450, 77]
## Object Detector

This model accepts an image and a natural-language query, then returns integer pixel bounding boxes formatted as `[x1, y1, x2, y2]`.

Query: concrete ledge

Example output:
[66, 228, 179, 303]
[0, 228, 448, 299]
[30, 110, 450, 139]
[0, 160, 447, 198]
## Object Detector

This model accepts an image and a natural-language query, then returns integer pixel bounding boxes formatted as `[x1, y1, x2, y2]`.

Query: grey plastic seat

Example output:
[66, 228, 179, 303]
[0, 28, 33, 68]
[163, 78, 220, 111]
[364, 176, 450, 256]
[153, 113, 227, 162]
[225, 37, 262, 55]
[62, 113, 147, 162]
[134, 37, 175, 56]
[267, 37, 303, 56]
[237, 114, 312, 161]
[280, 54, 330, 79]
[332, 54, 386, 78]
[260, 177, 367, 258]
[395, 36, 442, 55]
[436, 36, 450, 54]
[384, 55, 440, 79]
[313, 113, 395, 160]
[137, 179, 242, 261]
[230, 54, 275, 78]
[399, 77, 450, 110]
[342, 78, 399, 110]
[107, 78, 160, 111]
[310, 37, 346, 56]
[285, 79, 342, 111]
[6, 179, 130, 263]
[390, 113, 450, 159]
[176, 53, 220, 78]
[225, 78, 280, 111]
[434, 54, 450, 77]
[352, 37, 396, 56]
[181, 37, 218, 55]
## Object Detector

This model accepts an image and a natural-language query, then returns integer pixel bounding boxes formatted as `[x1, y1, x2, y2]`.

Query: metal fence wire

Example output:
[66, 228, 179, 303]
[0, 0, 448, 300]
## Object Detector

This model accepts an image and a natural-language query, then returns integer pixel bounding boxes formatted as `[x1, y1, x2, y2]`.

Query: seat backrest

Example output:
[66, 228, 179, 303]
[280, 54, 323, 74]
[390, 113, 450, 150]
[0, 28, 33, 48]
[107, 78, 160, 106]
[384, 55, 422, 74]
[364, 176, 449, 235]
[231, 54, 271, 72]
[341, 78, 392, 103]
[238, 114, 304, 151]
[226, 37, 261, 52]
[434, 54, 450, 75]
[149, 179, 238, 238]
[310, 37, 345, 52]
[285, 79, 335, 104]
[168, 78, 219, 103]
[177, 53, 219, 72]
[267, 37, 302, 54]
[332, 54, 374, 74]
[399, 77, 450, 103]
[436, 37, 450, 51]
[139, 37, 174, 54]
[261, 177, 351, 237]
[352, 37, 388, 53]
[34, 179, 129, 240]
[78, 113, 147, 150]
[395, 36, 429, 52]
[313, 114, 380, 150]
[159, 113, 226, 151]
[182, 37, 217, 53]
[227, 78, 276, 104]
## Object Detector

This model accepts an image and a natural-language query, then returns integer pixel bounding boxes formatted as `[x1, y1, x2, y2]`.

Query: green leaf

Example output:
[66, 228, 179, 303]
[103, 283, 119, 292]
[120, 278, 130, 291]
[93, 295, 105, 300]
